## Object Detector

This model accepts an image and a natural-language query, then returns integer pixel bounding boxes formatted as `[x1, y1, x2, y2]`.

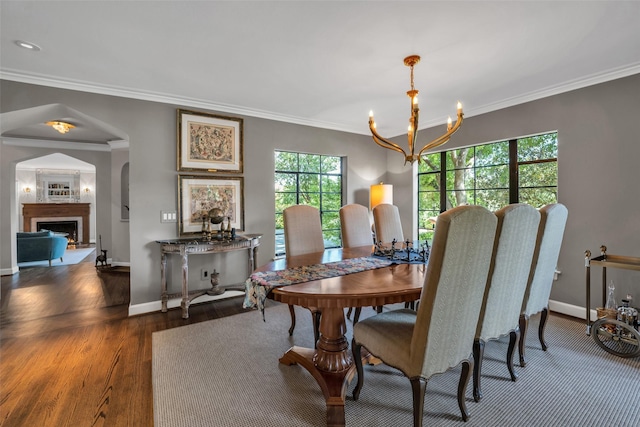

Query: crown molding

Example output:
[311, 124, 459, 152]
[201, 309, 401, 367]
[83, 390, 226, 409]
[462, 62, 640, 122]
[0, 69, 357, 135]
[3, 63, 640, 137]
[2, 137, 113, 152]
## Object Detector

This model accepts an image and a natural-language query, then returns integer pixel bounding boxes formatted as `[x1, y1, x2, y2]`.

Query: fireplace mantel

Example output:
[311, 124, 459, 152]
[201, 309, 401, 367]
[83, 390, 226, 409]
[22, 203, 90, 244]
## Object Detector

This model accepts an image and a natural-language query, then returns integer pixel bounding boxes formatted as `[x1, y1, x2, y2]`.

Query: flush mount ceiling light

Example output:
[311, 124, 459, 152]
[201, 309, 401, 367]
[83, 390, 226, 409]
[46, 121, 76, 134]
[369, 55, 464, 165]
[15, 40, 41, 51]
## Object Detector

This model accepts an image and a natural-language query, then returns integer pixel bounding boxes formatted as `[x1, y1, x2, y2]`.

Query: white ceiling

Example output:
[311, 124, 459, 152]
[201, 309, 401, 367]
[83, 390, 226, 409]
[1, 1, 640, 140]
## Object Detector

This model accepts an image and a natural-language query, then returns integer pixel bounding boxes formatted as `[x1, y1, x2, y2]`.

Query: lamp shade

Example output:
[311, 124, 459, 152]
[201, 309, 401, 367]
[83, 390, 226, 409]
[370, 183, 393, 210]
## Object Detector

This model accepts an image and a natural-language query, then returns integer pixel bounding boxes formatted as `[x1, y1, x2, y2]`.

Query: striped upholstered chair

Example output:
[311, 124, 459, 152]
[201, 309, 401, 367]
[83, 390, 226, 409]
[473, 204, 540, 402]
[372, 203, 404, 244]
[340, 203, 376, 323]
[352, 205, 498, 426]
[518, 203, 568, 366]
[283, 205, 325, 341]
[339, 204, 373, 249]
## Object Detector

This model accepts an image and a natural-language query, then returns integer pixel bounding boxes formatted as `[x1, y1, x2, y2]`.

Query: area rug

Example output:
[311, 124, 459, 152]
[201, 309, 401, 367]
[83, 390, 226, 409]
[152, 303, 640, 427]
[18, 247, 95, 268]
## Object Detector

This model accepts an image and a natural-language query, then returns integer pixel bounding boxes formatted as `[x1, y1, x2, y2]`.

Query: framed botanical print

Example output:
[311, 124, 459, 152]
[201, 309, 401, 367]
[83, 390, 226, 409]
[177, 109, 243, 173]
[178, 175, 244, 236]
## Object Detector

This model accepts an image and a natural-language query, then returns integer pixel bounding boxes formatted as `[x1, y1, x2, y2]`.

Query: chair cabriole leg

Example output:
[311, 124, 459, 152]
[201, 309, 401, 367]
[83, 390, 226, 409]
[410, 377, 427, 427]
[472, 339, 484, 402]
[507, 329, 519, 381]
[518, 313, 529, 367]
[539, 307, 549, 351]
[352, 340, 364, 400]
[288, 304, 296, 336]
[458, 360, 472, 422]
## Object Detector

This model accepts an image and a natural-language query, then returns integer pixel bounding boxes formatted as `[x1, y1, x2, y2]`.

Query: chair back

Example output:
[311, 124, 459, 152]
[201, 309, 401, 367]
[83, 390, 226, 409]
[476, 204, 540, 341]
[521, 203, 568, 317]
[339, 204, 373, 248]
[410, 205, 497, 378]
[372, 204, 404, 244]
[283, 205, 325, 257]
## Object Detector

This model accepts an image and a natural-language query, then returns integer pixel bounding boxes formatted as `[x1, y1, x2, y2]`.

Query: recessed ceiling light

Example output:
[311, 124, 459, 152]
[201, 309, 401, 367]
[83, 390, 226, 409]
[15, 40, 41, 51]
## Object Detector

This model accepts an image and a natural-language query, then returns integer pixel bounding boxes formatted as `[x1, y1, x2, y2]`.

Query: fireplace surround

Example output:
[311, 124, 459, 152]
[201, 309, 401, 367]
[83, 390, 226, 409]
[22, 203, 90, 244]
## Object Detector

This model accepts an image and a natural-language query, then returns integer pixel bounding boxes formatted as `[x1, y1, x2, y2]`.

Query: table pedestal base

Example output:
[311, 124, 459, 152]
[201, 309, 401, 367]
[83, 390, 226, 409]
[279, 346, 356, 427]
[279, 307, 359, 426]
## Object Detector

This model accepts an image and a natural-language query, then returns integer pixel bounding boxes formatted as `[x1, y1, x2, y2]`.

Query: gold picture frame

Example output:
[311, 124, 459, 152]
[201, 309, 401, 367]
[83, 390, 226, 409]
[177, 109, 243, 173]
[178, 175, 244, 236]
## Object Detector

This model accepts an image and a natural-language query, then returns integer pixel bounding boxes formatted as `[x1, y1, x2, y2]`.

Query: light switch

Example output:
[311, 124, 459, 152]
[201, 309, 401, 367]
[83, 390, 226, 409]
[161, 211, 177, 223]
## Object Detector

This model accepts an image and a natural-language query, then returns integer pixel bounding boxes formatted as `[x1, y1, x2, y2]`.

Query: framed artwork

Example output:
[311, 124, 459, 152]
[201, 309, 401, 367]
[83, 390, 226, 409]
[178, 175, 244, 236]
[177, 109, 243, 173]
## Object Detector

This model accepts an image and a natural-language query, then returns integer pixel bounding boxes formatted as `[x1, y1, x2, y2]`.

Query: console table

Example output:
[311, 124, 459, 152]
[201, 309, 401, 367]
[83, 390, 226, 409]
[157, 234, 261, 318]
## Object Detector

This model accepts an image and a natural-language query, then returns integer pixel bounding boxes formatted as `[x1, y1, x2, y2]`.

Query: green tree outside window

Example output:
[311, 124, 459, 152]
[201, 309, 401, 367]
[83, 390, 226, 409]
[275, 151, 343, 256]
[418, 132, 557, 241]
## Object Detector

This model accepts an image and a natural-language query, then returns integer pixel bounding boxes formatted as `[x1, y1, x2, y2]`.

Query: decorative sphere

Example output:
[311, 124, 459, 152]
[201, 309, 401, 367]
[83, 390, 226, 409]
[208, 208, 224, 224]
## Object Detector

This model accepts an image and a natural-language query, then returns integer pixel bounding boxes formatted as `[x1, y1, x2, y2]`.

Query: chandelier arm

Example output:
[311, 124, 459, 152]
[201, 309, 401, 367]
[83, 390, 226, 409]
[370, 123, 408, 156]
[418, 137, 452, 157]
[372, 134, 407, 156]
[417, 114, 464, 158]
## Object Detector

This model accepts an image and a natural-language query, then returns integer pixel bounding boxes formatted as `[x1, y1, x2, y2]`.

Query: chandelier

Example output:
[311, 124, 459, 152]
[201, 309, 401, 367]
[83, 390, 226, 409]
[368, 55, 464, 165]
[46, 121, 75, 134]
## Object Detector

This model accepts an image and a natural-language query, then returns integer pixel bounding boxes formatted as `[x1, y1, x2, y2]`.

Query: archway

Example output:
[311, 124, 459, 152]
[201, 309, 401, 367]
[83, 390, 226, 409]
[1, 103, 130, 275]
[16, 154, 97, 266]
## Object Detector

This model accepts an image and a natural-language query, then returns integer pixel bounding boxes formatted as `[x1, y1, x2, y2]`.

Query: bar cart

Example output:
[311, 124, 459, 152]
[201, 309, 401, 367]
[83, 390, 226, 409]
[585, 245, 640, 358]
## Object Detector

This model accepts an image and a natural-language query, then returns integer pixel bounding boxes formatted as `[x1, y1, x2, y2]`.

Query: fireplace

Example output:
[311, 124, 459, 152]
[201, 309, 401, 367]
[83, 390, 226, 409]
[22, 203, 90, 244]
[37, 220, 79, 241]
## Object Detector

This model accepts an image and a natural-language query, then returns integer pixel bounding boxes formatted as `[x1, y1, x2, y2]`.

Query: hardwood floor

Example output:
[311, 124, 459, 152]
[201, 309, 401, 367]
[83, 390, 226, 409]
[0, 257, 250, 426]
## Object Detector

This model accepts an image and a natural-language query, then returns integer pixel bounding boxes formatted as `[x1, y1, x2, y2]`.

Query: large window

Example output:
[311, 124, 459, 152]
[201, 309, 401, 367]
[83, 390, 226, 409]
[274, 151, 343, 256]
[418, 132, 557, 240]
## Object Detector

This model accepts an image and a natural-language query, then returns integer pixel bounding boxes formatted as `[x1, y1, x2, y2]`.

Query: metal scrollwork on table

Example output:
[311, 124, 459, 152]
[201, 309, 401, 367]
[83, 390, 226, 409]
[373, 239, 430, 263]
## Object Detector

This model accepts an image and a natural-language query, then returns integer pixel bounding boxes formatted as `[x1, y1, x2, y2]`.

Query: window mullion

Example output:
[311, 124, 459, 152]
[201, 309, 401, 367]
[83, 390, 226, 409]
[509, 139, 518, 204]
[439, 151, 447, 213]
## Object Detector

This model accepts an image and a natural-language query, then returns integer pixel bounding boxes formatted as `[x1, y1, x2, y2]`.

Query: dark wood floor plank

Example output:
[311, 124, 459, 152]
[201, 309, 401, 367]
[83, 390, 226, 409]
[0, 260, 250, 427]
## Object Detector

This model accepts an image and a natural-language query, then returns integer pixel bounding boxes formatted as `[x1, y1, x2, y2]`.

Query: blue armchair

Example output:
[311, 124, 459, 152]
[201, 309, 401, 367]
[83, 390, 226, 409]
[17, 230, 68, 266]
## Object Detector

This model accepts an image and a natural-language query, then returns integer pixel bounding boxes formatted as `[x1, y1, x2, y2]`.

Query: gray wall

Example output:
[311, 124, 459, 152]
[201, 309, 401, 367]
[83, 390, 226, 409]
[2, 74, 639, 315]
[0, 79, 387, 312]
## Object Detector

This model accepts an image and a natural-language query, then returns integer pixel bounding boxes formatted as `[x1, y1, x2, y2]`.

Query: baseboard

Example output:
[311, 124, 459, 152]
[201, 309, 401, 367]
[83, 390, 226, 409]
[549, 299, 598, 321]
[111, 261, 130, 267]
[128, 290, 244, 317]
[0, 266, 19, 276]
[127, 294, 592, 320]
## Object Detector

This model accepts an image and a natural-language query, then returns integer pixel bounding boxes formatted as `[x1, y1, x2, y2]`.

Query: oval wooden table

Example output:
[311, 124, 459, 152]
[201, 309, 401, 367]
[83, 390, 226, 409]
[258, 246, 426, 427]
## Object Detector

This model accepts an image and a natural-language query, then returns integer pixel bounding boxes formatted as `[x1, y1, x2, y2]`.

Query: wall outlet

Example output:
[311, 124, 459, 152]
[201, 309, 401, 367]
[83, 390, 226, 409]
[201, 268, 209, 281]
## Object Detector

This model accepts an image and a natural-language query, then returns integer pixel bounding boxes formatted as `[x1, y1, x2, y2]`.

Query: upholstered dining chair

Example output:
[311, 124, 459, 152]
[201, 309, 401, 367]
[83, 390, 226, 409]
[352, 205, 498, 426]
[283, 205, 325, 341]
[472, 204, 540, 402]
[518, 203, 568, 367]
[339, 204, 373, 248]
[372, 203, 404, 244]
[340, 204, 377, 323]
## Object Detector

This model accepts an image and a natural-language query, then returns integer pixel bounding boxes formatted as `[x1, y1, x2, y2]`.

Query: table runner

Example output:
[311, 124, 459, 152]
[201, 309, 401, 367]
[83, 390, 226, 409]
[243, 256, 394, 318]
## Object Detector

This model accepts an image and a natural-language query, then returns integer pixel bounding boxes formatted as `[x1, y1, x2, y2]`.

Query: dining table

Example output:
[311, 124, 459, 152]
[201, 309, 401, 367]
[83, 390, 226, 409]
[247, 245, 427, 427]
